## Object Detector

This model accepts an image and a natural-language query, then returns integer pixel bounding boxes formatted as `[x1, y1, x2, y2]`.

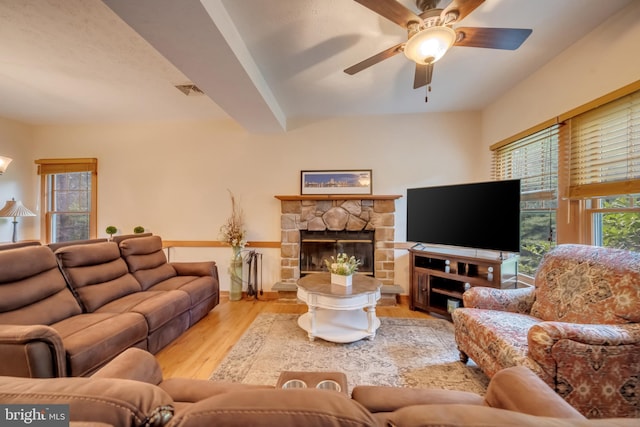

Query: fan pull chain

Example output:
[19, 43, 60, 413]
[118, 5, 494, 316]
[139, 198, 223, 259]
[425, 85, 432, 103]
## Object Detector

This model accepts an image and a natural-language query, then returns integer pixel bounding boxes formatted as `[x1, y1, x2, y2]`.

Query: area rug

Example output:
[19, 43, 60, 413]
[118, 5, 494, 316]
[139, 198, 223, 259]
[210, 313, 489, 394]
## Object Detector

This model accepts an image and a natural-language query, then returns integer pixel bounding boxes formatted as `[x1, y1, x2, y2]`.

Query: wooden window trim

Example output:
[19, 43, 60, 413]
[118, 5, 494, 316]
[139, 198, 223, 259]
[35, 158, 97, 243]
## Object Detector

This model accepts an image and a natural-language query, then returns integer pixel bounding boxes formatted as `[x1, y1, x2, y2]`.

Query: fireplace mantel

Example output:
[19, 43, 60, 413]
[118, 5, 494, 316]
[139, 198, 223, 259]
[275, 195, 401, 201]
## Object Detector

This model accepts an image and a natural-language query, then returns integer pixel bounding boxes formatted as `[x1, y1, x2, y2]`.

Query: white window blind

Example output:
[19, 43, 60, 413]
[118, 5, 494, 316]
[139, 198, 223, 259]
[569, 89, 640, 198]
[492, 124, 560, 209]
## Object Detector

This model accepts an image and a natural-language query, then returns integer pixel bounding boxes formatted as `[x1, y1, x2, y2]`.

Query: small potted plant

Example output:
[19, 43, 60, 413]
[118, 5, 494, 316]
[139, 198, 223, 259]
[105, 225, 117, 240]
[133, 226, 145, 234]
[324, 253, 361, 287]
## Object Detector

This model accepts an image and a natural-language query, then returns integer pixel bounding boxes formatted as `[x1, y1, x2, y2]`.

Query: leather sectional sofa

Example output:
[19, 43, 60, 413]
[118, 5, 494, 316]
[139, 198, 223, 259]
[0, 235, 219, 378]
[0, 347, 637, 426]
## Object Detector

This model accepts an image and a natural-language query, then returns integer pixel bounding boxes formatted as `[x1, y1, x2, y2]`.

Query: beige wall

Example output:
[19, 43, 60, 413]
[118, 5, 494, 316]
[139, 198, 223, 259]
[482, 1, 640, 145]
[23, 111, 483, 294]
[0, 117, 38, 242]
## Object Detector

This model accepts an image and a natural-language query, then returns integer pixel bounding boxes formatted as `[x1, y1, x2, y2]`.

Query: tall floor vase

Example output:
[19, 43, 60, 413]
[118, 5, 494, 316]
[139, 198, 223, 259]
[229, 246, 243, 301]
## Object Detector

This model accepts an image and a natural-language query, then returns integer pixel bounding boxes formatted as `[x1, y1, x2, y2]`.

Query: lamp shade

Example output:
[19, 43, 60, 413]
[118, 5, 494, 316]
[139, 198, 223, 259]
[404, 26, 456, 65]
[0, 156, 12, 175]
[0, 198, 36, 218]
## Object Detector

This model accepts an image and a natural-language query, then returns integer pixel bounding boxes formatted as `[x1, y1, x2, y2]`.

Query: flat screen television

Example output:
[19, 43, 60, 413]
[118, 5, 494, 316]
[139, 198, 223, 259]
[406, 179, 520, 253]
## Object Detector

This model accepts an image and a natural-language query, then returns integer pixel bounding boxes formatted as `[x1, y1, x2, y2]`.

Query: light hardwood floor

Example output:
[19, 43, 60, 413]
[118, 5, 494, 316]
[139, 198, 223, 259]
[155, 295, 434, 379]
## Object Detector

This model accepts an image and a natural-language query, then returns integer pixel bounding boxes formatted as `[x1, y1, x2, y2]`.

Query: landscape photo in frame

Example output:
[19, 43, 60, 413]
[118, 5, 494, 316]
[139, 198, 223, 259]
[300, 170, 372, 195]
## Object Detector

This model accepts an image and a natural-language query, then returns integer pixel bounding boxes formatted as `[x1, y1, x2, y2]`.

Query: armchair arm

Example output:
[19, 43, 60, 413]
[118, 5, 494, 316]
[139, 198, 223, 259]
[528, 322, 640, 376]
[462, 286, 535, 313]
[0, 324, 67, 377]
[171, 261, 217, 278]
[528, 322, 640, 417]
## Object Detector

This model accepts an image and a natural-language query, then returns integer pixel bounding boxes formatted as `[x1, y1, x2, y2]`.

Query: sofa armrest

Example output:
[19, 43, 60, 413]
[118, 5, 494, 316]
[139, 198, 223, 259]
[462, 286, 535, 313]
[170, 261, 217, 278]
[0, 376, 174, 426]
[91, 348, 163, 385]
[485, 366, 585, 418]
[0, 324, 67, 377]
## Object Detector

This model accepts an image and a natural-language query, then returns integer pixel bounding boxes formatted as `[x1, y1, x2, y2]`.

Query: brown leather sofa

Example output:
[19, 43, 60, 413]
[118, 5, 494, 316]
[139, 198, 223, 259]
[0, 347, 636, 426]
[0, 236, 218, 378]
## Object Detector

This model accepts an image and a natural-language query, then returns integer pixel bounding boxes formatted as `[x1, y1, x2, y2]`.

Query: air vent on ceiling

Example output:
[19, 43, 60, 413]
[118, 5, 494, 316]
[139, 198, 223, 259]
[175, 84, 204, 96]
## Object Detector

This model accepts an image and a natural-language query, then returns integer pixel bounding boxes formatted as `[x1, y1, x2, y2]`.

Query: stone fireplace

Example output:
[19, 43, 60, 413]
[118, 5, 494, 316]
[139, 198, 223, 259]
[275, 195, 401, 287]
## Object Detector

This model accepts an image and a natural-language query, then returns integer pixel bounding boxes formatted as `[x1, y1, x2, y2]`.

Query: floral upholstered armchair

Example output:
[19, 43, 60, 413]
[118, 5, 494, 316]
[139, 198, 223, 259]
[452, 244, 640, 419]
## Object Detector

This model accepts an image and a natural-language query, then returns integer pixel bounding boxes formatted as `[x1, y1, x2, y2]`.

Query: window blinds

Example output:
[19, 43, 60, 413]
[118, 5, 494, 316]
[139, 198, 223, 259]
[35, 158, 97, 175]
[568, 90, 640, 198]
[492, 124, 560, 209]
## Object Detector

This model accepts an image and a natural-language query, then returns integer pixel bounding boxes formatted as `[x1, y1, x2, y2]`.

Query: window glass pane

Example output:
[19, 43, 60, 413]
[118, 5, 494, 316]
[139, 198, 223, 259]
[52, 213, 90, 242]
[592, 194, 640, 251]
[520, 211, 556, 275]
[53, 172, 91, 212]
[49, 171, 92, 242]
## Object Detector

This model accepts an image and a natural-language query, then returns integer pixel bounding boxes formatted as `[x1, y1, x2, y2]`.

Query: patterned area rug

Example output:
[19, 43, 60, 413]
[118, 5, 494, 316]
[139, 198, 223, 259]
[210, 313, 489, 394]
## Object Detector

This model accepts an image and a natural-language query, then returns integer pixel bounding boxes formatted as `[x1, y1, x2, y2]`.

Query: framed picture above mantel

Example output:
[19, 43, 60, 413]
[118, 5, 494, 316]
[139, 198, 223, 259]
[300, 170, 372, 195]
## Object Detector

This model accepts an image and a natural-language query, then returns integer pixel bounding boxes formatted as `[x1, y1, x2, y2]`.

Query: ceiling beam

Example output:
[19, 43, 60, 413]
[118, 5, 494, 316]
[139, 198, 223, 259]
[103, 0, 286, 133]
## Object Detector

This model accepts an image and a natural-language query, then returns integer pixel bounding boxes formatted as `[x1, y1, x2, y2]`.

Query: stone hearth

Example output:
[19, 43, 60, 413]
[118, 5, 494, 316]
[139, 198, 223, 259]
[275, 195, 401, 288]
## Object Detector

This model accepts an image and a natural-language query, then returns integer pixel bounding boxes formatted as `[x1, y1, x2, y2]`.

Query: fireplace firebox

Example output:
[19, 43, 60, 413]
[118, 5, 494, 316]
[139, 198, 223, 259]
[300, 230, 374, 276]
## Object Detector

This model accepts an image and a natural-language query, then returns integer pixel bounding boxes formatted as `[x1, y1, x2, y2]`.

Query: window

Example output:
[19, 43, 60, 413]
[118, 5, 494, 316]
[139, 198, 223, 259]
[35, 158, 97, 243]
[492, 123, 560, 275]
[587, 195, 640, 251]
[491, 80, 640, 263]
[564, 87, 640, 250]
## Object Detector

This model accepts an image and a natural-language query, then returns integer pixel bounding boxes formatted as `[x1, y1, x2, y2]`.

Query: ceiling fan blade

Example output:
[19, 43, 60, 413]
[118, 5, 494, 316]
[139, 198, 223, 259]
[453, 27, 532, 50]
[344, 43, 405, 75]
[440, 0, 485, 24]
[353, 0, 422, 28]
[413, 63, 433, 89]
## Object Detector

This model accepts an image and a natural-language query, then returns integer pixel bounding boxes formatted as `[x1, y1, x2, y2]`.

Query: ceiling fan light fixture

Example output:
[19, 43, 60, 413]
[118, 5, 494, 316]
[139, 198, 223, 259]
[404, 25, 455, 65]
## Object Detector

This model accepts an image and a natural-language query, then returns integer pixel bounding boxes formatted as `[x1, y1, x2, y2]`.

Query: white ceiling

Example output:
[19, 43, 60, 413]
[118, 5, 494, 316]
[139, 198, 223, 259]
[0, 0, 633, 133]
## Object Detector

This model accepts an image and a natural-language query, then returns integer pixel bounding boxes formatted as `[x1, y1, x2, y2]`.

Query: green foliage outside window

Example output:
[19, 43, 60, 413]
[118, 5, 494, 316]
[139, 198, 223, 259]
[599, 196, 640, 252]
[519, 211, 556, 276]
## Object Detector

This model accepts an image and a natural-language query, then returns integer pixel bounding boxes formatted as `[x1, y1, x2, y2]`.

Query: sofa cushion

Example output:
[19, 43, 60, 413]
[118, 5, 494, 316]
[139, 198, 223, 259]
[119, 236, 177, 290]
[47, 238, 109, 252]
[0, 376, 174, 427]
[96, 290, 190, 334]
[531, 245, 640, 324]
[0, 246, 82, 325]
[452, 308, 543, 378]
[55, 242, 142, 312]
[170, 389, 378, 427]
[51, 312, 148, 377]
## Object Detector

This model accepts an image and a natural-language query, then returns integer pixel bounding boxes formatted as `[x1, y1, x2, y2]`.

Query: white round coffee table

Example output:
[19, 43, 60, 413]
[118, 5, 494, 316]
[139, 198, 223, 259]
[296, 273, 382, 343]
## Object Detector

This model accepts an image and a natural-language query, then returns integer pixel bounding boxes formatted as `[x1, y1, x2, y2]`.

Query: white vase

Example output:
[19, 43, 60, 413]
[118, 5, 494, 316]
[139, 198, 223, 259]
[331, 273, 352, 287]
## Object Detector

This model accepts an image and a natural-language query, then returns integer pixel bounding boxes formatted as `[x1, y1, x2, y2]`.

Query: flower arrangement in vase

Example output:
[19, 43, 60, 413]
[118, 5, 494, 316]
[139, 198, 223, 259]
[219, 190, 246, 301]
[324, 253, 361, 287]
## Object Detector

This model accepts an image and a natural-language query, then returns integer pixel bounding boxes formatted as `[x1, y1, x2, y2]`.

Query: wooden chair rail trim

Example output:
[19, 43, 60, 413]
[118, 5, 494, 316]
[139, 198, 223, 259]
[163, 240, 281, 249]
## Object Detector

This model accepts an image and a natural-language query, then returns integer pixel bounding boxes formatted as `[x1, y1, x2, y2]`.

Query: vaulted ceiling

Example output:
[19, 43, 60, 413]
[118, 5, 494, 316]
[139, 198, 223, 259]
[0, 0, 633, 132]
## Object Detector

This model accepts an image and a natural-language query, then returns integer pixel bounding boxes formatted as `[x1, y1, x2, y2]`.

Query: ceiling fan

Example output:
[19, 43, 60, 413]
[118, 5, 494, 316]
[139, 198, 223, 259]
[344, 0, 532, 102]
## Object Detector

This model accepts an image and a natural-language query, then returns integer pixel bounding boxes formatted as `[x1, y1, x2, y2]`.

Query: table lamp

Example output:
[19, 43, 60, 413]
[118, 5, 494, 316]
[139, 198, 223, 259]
[0, 198, 36, 243]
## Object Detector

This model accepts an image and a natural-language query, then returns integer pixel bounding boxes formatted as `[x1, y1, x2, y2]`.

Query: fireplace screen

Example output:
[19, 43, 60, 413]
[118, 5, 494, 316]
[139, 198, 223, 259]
[300, 230, 374, 276]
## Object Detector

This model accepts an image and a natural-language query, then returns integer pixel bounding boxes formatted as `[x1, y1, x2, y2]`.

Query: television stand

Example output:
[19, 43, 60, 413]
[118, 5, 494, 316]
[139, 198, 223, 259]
[409, 246, 518, 319]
